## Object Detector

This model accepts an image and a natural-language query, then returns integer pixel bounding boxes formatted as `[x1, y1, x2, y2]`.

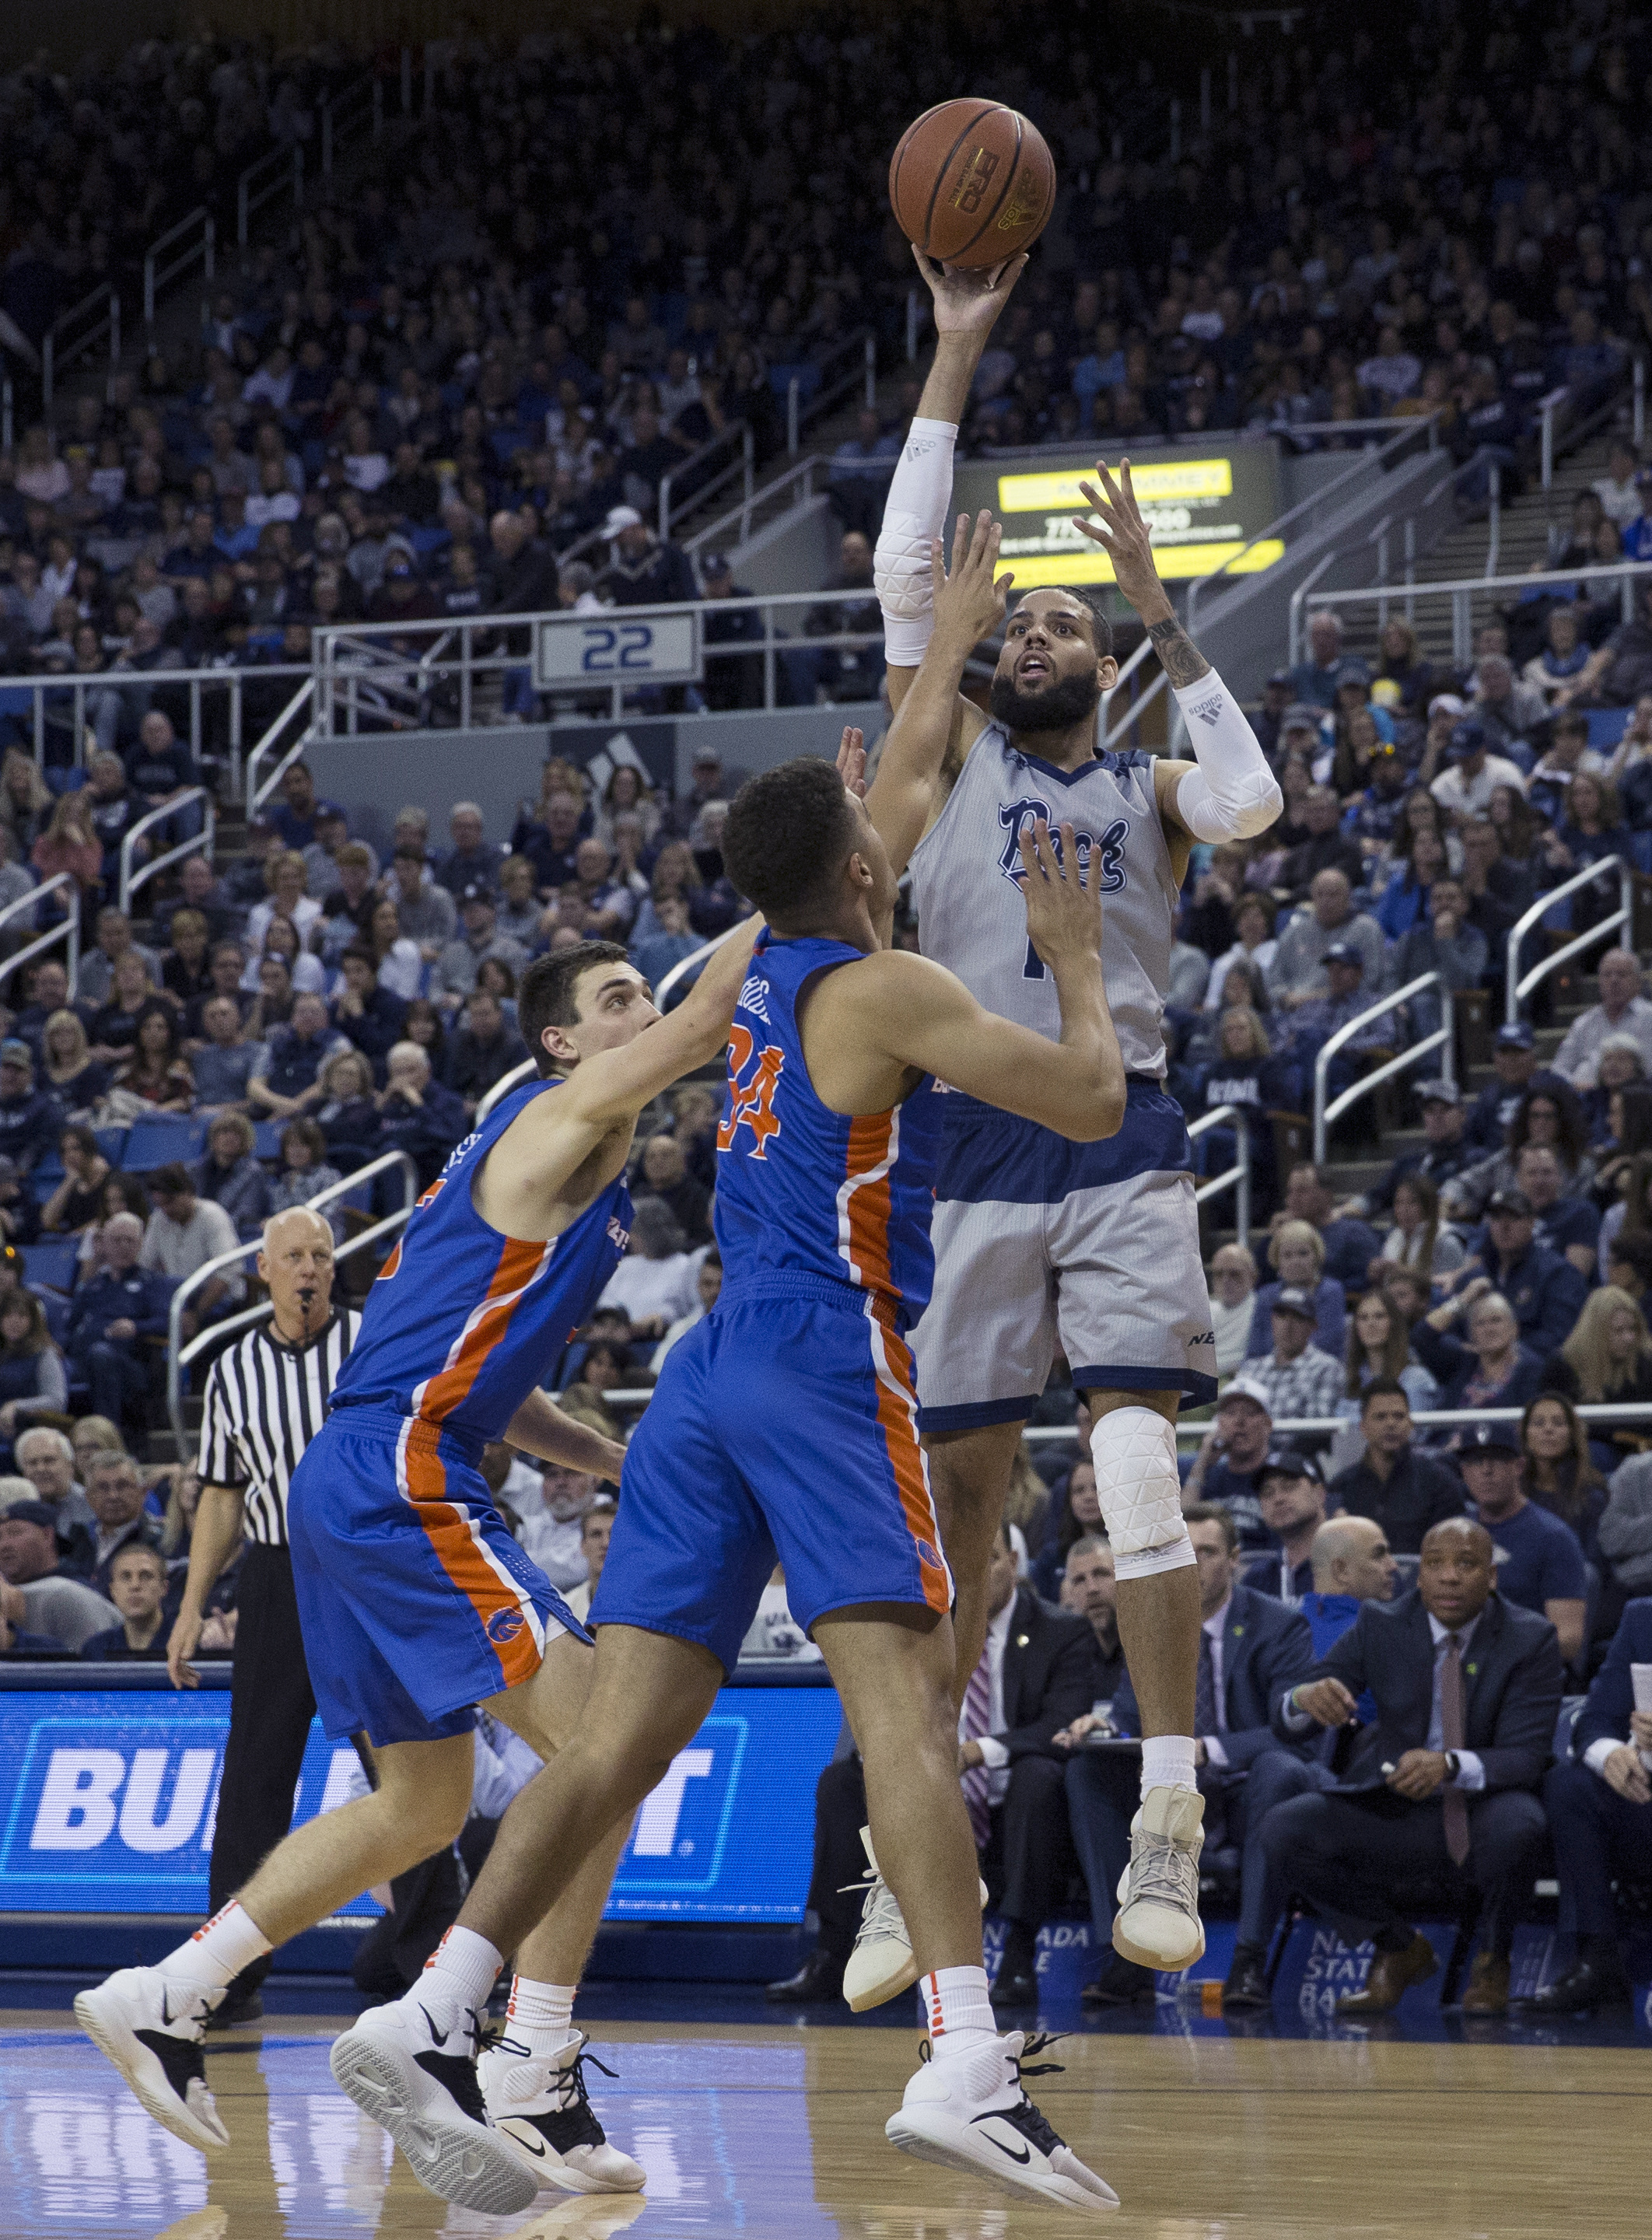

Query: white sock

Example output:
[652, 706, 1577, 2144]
[920, 1965, 997, 2063]
[158, 1899, 272, 1993]
[503, 1976, 577, 2058]
[1140, 1736, 1198, 1800]
[418, 1924, 503, 2016]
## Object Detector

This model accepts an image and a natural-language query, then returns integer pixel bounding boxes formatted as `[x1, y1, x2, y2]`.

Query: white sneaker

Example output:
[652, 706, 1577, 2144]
[329, 1995, 537, 2217]
[479, 2030, 646, 2195]
[75, 1967, 230, 2154]
[1112, 1786, 1206, 1972]
[842, 1826, 990, 2014]
[886, 2031, 1118, 2214]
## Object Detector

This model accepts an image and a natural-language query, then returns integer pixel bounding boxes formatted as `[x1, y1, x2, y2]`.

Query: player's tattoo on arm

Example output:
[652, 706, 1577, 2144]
[1146, 615, 1211, 688]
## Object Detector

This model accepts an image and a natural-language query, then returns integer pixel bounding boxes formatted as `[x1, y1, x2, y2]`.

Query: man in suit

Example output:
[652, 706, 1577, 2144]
[1223, 1512, 1398, 2008]
[1061, 1503, 1317, 2006]
[1520, 1598, 1652, 2013]
[768, 1524, 1098, 2008]
[1262, 1516, 1563, 2015]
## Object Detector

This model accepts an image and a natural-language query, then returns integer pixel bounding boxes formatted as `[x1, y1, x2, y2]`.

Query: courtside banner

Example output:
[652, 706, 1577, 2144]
[952, 440, 1284, 586]
[0, 1677, 843, 1924]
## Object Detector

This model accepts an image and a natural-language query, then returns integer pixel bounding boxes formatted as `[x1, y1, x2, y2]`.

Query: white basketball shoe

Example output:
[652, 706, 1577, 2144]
[1111, 1786, 1206, 1972]
[887, 2030, 1118, 2212]
[329, 1994, 537, 2217]
[842, 1826, 990, 2013]
[479, 2029, 646, 2195]
[75, 1966, 230, 2154]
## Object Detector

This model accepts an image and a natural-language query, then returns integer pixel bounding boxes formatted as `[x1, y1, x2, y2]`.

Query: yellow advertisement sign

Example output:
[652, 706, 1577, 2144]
[997, 460, 1235, 511]
[1004, 541, 1286, 588]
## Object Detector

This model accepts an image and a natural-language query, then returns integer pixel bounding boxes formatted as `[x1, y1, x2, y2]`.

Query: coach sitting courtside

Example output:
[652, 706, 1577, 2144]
[1062, 1504, 1317, 2006]
[1262, 1517, 1562, 2015]
[1521, 1597, 1652, 2014]
[769, 1524, 1098, 2010]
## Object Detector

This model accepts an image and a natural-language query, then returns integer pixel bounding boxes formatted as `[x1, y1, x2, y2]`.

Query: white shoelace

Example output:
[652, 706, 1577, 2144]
[842, 1869, 908, 1949]
[1125, 1834, 1199, 1914]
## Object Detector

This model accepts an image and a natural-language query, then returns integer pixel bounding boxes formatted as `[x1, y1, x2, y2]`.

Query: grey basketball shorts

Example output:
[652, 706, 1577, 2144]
[909, 1081, 1217, 1432]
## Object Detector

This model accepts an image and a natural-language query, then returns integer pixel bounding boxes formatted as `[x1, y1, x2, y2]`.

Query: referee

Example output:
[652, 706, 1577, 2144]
[167, 1205, 359, 2026]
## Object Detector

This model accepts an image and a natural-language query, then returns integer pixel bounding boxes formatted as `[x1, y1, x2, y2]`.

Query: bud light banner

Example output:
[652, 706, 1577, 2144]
[0, 1681, 845, 1924]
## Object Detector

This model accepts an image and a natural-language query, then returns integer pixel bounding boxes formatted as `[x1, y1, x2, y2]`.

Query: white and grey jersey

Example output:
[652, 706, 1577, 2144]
[908, 724, 1177, 1082]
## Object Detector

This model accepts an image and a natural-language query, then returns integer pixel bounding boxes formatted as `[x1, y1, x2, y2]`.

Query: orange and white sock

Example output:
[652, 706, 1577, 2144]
[920, 1965, 995, 2062]
[158, 1899, 272, 1993]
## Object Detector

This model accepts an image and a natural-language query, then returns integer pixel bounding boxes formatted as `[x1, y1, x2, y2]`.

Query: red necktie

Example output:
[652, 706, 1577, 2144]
[1440, 1631, 1470, 1867]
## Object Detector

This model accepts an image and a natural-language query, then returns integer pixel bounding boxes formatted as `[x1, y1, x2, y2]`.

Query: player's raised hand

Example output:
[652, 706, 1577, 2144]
[1018, 819, 1102, 971]
[836, 726, 867, 798]
[929, 508, 1013, 653]
[912, 246, 1030, 335]
[1072, 460, 1172, 623]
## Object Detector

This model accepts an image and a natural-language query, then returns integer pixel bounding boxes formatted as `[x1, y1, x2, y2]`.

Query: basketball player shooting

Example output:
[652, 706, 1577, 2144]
[854, 247, 1283, 1997]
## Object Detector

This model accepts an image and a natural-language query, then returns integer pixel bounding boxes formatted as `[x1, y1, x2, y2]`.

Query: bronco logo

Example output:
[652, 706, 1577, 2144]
[486, 1607, 527, 1647]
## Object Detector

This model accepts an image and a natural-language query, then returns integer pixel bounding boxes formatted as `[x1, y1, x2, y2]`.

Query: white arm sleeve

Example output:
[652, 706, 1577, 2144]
[873, 415, 957, 668]
[1171, 667, 1284, 842]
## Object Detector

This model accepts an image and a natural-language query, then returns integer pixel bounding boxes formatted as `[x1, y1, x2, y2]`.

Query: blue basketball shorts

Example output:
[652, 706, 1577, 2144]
[286, 1403, 589, 1748]
[590, 1279, 954, 1675]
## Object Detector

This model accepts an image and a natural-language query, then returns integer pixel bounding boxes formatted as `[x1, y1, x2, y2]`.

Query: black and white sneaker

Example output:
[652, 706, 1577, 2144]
[75, 1966, 230, 2154]
[478, 2030, 646, 2194]
[328, 1996, 538, 2217]
[886, 2032, 1118, 2214]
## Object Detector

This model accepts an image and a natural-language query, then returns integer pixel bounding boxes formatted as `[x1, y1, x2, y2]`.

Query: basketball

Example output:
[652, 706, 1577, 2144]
[887, 99, 1055, 269]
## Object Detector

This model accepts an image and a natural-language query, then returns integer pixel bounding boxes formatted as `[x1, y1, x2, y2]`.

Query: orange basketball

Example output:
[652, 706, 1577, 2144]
[888, 99, 1056, 269]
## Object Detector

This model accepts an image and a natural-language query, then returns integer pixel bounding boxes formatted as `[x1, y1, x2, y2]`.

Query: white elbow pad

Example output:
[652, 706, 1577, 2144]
[1172, 668, 1284, 841]
[874, 416, 957, 667]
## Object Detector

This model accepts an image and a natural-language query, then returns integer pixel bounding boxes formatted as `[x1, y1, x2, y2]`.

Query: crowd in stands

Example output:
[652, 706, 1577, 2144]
[4, 3, 1652, 2018]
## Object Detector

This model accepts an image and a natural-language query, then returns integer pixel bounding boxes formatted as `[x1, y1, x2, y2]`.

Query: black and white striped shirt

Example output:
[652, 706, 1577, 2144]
[198, 1311, 360, 1547]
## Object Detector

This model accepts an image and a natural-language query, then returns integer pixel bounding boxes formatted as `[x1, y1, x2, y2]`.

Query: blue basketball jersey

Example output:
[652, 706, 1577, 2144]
[713, 931, 944, 1328]
[331, 1078, 632, 1442]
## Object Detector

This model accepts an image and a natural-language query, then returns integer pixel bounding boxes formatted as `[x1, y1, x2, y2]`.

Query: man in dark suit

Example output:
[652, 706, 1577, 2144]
[1520, 1598, 1652, 2013]
[1262, 1517, 1562, 2014]
[1062, 1503, 1317, 2005]
[768, 1524, 1097, 2008]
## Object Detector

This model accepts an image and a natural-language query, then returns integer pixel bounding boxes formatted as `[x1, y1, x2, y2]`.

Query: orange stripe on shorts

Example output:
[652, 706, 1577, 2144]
[868, 1319, 952, 1615]
[399, 1419, 540, 1689]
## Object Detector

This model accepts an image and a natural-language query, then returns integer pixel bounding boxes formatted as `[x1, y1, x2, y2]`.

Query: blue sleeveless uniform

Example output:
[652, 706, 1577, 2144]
[287, 1080, 632, 1745]
[593, 932, 954, 1673]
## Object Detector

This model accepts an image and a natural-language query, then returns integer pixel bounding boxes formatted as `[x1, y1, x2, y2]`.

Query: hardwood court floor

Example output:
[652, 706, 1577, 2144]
[2, 2011, 1647, 2239]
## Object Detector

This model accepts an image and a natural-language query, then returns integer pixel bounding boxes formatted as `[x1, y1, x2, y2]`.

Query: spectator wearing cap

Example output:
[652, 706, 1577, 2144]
[1265, 1516, 1562, 2017]
[433, 802, 499, 901]
[1274, 941, 1391, 1103]
[1412, 1276, 1549, 1428]
[1241, 1286, 1346, 1429]
[1430, 717, 1530, 822]
[1458, 1422, 1587, 1667]
[0, 1496, 86, 1592]
[662, 745, 750, 842]
[1244, 1448, 1328, 1605]
[1443, 1191, 1589, 1356]
[435, 887, 530, 1008]
[1276, 785, 1363, 903]
[1328, 1380, 1466, 1554]
[1552, 949, 1652, 1090]
[700, 551, 765, 712]
[595, 506, 697, 608]
[1339, 1080, 1472, 1225]
[1223, 1512, 1403, 2009]
[1266, 869, 1387, 1010]
[366, 551, 440, 628]
[1463, 1022, 1559, 1156]
[1061, 1503, 1317, 2007]
[0, 1040, 59, 1175]
[1286, 611, 1346, 710]
[1521, 1597, 1652, 2016]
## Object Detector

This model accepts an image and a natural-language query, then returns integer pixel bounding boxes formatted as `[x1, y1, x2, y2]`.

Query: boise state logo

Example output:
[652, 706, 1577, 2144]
[486, 1606, 527, 1647]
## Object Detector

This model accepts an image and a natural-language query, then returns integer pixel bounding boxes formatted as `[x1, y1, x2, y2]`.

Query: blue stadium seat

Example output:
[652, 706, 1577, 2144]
[95, 1127, 129, 1167]
[22, 1238, 79, 1294]
[768, 360, 821, 404]
[1587, 708, 1631, 750]
[123, 1116, 205, 1172]
[37, 1290, 70, 1346]
[253, 1122, 285, 1162]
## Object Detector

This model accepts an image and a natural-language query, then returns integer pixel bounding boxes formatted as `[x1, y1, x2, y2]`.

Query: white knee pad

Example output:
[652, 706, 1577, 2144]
[1089, 1408, 1195, 1580]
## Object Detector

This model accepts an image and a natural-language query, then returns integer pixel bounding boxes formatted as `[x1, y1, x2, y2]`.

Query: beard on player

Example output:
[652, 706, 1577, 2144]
[989, 666, 1102, 734]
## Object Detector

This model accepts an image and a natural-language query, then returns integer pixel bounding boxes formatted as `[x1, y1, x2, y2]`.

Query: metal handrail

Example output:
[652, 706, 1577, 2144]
[1101, 413, 1442, 751]
[41, 282, 119, 407]
[1312, 970, 1454, 1167]
[143, 207, 212, 334]
[1504, 853, 1633, 1025]
[1186, 1104, 1251, 1246]
[0, 873, 79, 995]
[1307, 555, 1652, 612]
[685, 453, 822, 558]
[165, 1148, 418, 1451]
[117, 788, 215, 918]
[658, 424, 754, 541]
[474, 1057, 538, 1128]
[246, 676, 317, 818]
[1178, 1399, 1652, 1444]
